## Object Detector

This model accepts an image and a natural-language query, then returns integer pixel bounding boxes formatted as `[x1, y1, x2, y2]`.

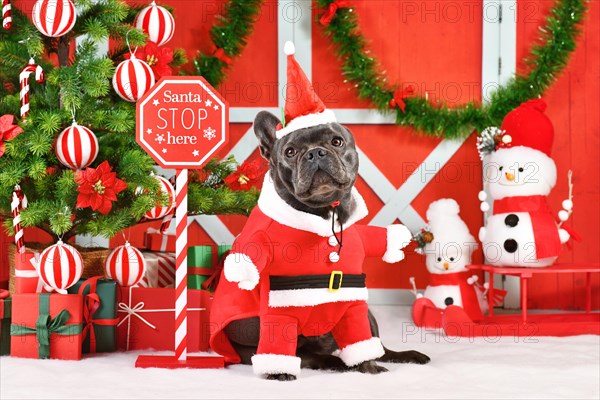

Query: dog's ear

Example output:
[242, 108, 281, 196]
[253, 111, 280, 160]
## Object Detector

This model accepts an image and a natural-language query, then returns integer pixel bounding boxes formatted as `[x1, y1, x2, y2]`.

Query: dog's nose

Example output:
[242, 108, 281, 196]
[306, 147, 328, 161]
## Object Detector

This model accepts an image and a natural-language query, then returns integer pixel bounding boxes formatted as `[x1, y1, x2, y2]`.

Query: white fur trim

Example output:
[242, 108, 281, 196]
[223, 252, 260, 290]
[252, 354, 301, 376]
[382, 224, 412, 263]
[258, 172, 368, 237]
[268, 287, 368, 308]
[284, 41, 295, 55]
[338, 338, 384, 367]
[275, 109, 337, 139]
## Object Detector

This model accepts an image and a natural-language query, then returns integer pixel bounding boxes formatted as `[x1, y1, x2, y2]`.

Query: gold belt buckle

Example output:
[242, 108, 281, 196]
[328, 271, 343, 292]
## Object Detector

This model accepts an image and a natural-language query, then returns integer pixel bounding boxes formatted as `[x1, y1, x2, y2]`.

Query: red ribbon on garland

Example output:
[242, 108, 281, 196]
[389, 85, 415, 113]
[212, 47, 233, 65]
[78, 276, 119, 353]
[320, 0, 350, 26]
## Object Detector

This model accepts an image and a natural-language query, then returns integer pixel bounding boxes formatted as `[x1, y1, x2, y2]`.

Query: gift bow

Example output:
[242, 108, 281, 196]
[79, 276, 119, 353]
[10, 294, 82, 359]
[389, 86, 415, 113]
[320, 0, 350, 26]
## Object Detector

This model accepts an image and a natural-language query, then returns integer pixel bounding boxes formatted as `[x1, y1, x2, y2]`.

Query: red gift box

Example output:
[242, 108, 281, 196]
[14, 251, 52, 294]
[144, 229, 176, 252]
[117, 287, 211, 352]
[10, 293, 83, 360]
[138, 252, 176, 288]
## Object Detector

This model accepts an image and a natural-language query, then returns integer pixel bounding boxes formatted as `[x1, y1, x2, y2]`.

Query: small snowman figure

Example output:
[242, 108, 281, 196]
[411, 199, 487, 327]
[477, 99, 574, 267]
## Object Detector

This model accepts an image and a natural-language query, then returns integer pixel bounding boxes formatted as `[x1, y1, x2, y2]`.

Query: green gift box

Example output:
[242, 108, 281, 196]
[68, 277, 118, 353]
[217, 244, 232, 260]
[0, 291, 11, 356]
[188, 246, 213, 290]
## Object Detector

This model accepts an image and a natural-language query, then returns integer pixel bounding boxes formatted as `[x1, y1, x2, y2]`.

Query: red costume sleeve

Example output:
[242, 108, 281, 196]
[354, 225, 387, 258]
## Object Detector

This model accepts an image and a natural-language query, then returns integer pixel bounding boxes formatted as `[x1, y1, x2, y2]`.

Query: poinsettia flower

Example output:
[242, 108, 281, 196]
[127, 41, 174, 78]
[75, 161, 127, 215]
[0, 114, 24, 158]
[224, 158, 267, 191]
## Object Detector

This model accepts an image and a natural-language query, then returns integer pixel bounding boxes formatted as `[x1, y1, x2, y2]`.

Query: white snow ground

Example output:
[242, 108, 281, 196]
[1, 305, 599, 399]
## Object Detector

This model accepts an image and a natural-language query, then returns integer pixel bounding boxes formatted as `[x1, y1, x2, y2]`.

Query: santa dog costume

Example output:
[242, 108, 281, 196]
[209, 42, 413, 378]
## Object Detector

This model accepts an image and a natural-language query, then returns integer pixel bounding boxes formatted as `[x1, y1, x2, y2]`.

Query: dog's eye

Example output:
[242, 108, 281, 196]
[331, 137, 344, 147]
[285, 147, 297, 158]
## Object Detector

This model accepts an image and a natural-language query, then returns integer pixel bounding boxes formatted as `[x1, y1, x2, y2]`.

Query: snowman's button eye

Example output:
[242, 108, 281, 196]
[437, 257, 442, 262]
[450, 257, 455, 262]
[499, 166, 503, 171]
[518, 167, 524, 172]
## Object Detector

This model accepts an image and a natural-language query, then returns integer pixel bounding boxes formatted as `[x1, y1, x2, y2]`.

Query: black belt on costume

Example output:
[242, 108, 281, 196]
[269, 273, 366, 291]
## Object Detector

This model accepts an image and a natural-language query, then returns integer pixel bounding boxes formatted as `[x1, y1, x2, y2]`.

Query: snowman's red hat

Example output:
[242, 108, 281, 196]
[498, 99, 554, 157]
[275, 41, 337, 139]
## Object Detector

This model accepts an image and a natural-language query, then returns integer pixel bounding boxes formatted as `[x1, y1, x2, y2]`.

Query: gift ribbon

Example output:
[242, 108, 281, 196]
[320, 0, 350, 26]
[10, 293, 83, 359]
[201, 250, 228, 291]
[146, 228, 173, 252]
[117, 286, 206, 351]
[78, 276, 119, 353]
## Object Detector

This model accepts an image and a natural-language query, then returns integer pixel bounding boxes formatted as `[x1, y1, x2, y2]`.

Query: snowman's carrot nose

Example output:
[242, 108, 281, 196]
[443, 262, 450, 270]
[505, 172, 515, 181]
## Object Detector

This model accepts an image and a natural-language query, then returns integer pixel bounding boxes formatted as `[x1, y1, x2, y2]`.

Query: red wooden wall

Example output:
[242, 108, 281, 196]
[1, 0, 598, 310]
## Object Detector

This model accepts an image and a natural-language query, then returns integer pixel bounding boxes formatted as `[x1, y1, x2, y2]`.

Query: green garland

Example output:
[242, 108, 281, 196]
[316, 0, 587, 138]
[192, 0, 262, 87]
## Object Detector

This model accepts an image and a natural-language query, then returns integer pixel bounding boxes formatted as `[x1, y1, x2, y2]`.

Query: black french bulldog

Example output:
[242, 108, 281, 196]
[222, 111, 430, 381]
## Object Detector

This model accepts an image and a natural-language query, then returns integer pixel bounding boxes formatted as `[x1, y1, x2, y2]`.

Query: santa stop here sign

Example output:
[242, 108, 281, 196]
[136, 76, 229, 169]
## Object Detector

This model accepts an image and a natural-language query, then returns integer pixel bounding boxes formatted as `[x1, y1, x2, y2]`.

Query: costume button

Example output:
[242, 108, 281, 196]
[329, 252, 340, 263]
[328, 236, 338, 247]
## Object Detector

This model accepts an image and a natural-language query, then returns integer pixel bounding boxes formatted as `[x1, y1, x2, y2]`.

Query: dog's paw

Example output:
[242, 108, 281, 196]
[353, 360, 388, 374]
[265, 373, 297, 381]
[301, 354, 348, 372]
[380, 350, 431, 365]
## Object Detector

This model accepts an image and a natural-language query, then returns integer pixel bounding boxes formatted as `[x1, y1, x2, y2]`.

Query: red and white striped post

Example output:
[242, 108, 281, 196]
[134, 76, 229, 369]
[174, 168, 188, 361]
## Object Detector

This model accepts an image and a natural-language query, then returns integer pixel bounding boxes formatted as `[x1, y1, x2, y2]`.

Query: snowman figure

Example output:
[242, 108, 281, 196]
[477, 99, 573, 267]
[411, 199, 487, 327]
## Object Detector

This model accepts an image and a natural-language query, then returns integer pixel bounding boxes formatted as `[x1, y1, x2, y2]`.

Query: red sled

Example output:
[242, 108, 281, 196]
[442, 263, 600, 338]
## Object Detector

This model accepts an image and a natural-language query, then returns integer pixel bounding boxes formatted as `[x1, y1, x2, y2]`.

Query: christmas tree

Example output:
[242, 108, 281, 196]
[0, 2, 259, 243]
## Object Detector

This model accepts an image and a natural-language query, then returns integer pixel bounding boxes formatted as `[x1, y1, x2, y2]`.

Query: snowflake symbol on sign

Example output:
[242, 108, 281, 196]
[155, 133, 165, 144]
[203, 127, 216, 141]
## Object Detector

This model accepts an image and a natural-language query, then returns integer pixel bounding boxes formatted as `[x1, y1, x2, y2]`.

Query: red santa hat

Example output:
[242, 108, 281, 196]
[498, 98, 554, 157]
[275, 41, 337, 139]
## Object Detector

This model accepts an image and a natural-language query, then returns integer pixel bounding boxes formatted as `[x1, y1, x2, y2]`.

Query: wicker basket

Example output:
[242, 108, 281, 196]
[8, 243, 110, 294]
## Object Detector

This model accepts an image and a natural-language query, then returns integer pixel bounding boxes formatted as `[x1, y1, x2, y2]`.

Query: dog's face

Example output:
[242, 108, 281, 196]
[253, 111, 359, 211]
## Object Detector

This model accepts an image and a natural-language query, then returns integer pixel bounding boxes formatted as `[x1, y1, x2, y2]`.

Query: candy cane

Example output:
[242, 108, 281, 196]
[174, 169, 188, 361]
[11, 184, 28, 254]
[20, 58, 44, 118]
[2, 0, 11, 29]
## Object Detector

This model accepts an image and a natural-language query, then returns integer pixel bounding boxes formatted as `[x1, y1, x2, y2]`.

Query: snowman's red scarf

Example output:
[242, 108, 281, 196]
[428, 271, 483, 322]
[493, 195, 561, 259]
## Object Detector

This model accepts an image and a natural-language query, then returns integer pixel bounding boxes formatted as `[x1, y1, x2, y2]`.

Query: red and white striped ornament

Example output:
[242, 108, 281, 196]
[20, 58, 44, 118]
[145, 175, 175, 220]
[105, 242, 147, 287]
[134, 1, 175, 46]
[38, 240, 83, 294]
[55, 122, 99, 170]
[112, 54, 155, 102]
[31, 0, 76, 37]
[3, 0, 12, 29]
